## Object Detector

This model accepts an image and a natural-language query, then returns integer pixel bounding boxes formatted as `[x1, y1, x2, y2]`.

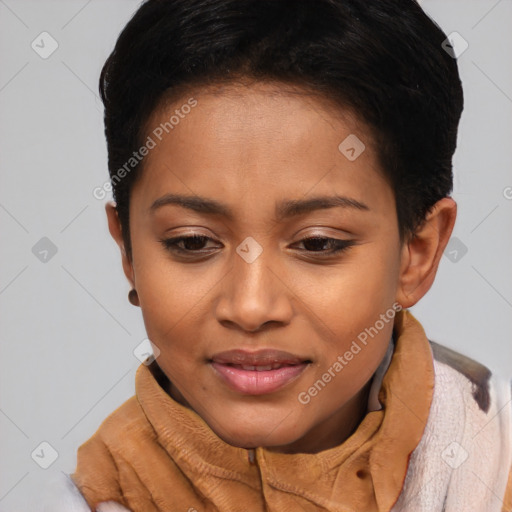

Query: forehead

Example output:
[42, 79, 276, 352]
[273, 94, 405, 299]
[154, 79, 372, 144]
[131, 81, 392, 220]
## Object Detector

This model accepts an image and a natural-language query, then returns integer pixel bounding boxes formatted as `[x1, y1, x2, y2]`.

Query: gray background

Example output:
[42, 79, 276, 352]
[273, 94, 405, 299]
[0, 0, 511, 510]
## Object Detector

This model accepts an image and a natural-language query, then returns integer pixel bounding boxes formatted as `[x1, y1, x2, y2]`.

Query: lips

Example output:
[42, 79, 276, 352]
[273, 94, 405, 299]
[209, 349, 311, 395]
[211, 348, 308, 366]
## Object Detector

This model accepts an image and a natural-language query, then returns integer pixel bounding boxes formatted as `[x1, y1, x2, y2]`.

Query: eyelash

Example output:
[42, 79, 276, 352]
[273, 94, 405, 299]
[158, 235, 355, 258]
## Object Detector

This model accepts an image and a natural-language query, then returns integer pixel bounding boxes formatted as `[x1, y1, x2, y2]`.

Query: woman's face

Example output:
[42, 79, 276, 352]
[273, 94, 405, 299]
[113, 82, 407, 453]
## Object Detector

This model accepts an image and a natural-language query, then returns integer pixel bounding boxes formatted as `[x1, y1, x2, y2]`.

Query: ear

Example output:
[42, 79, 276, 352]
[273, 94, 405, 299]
[105, 201, 136, 289]
[396, 197, 457, 308]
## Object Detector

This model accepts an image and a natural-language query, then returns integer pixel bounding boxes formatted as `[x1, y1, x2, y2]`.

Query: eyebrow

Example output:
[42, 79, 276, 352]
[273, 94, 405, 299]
[149, 193, 370, 221]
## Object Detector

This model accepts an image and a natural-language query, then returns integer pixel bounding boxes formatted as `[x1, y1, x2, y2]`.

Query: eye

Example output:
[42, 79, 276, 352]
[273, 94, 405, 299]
[293, 236, 355, 256]
[159, 235, 221, 255]
[159, 235, 355, 259]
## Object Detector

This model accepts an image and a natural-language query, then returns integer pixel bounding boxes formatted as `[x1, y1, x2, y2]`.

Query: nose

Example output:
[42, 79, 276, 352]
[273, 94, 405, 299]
[214, 245, 294, 333]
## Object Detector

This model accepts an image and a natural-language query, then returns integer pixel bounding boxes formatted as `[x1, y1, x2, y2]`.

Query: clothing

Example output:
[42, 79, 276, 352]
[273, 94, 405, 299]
[44, 310, 512, 511]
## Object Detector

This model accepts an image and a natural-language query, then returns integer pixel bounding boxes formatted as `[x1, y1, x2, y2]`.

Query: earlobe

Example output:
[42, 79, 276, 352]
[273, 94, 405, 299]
[396, 197, 457, 308]
[105, 201, 136, 289]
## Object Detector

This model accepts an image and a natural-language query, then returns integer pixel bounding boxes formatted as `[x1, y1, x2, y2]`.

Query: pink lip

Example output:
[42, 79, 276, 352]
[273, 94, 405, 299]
[209, 349, 311, 395]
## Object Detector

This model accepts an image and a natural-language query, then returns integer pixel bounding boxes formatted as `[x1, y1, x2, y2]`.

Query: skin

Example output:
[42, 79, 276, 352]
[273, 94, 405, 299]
[106, 80, 456, 454]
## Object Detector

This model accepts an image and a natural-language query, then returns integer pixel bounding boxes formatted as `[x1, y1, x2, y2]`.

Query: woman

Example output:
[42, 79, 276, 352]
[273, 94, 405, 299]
[43, 0, 512, 510]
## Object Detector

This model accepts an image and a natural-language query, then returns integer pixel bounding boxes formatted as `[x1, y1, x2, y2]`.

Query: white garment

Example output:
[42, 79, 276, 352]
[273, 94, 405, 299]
[41, 470, 130, 512]
[392, 345, 512, 512]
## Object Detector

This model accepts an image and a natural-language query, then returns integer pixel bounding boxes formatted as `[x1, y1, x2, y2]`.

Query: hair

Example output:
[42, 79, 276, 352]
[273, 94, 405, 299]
[99, 0, 464, 261]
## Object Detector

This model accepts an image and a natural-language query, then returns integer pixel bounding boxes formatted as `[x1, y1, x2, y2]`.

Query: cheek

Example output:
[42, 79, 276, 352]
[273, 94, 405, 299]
[132, 260, 205, 365]
[299, 246, 400, 329]
[132, 243, 213, 331]
[296, 244, 399, 391]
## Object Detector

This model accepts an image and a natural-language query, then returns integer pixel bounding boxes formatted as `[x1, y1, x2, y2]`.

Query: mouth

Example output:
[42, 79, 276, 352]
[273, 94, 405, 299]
[209, 349, 312, 395]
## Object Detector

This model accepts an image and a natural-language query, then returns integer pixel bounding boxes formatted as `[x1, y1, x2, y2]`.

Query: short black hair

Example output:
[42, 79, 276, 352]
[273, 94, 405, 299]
[99, 0, 464, 261]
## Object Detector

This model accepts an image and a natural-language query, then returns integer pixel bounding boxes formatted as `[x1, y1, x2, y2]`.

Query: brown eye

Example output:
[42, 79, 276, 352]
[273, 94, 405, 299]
[295, 237, 355, 255]
[159, 235, 219, 255]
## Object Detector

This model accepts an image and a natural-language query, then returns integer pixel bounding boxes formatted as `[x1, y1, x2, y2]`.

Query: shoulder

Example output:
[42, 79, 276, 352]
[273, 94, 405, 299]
[72, 396, 143, 478]
[429, 340, 498, 413]
[69, 396, 152, 511]
[427, 340, 511, 454]
[38, 396, 145, 511]
[392, 340, 512, 512]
